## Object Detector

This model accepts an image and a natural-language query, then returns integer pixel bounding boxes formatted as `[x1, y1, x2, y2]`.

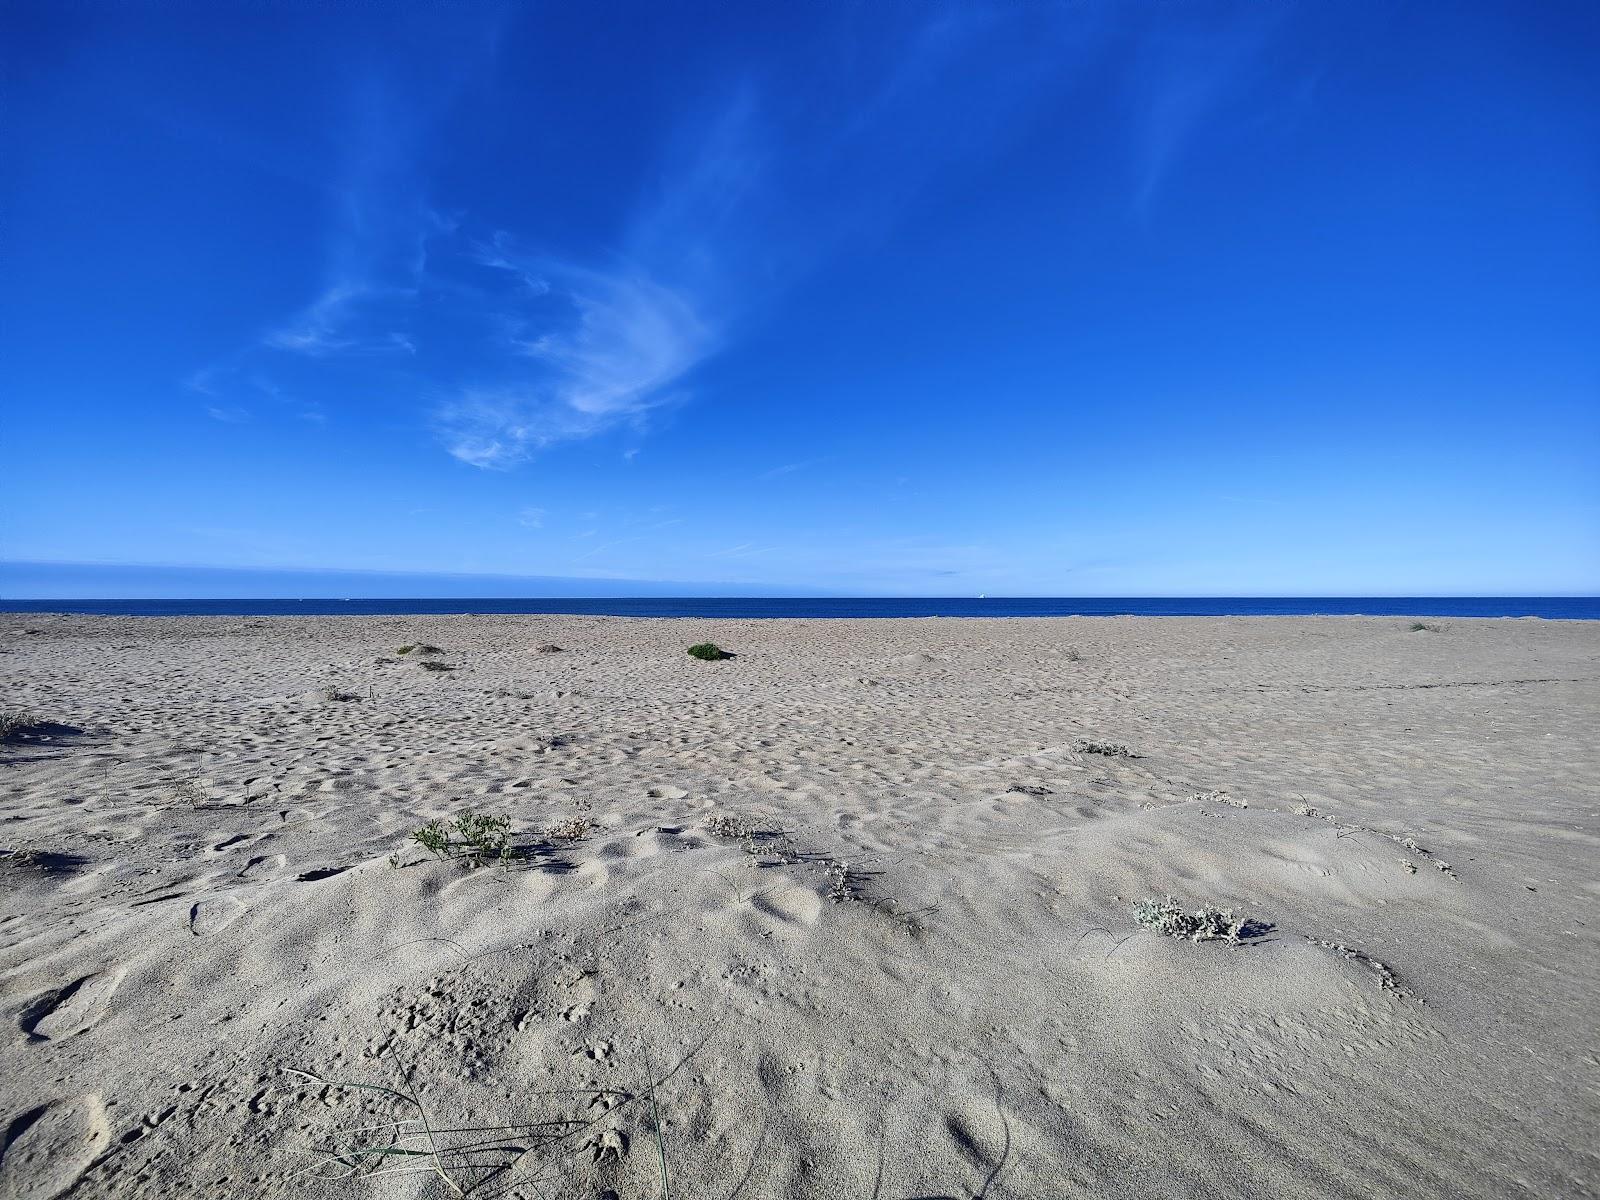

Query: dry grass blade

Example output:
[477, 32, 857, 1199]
[402, 1064, 465, 1197]
[284, 1060, 467, 1195]
[644, 1044, 671, 1200]
[283, 1059, 608, 1197]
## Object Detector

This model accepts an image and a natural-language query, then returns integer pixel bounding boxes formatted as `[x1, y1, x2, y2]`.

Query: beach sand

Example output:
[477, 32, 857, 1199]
[1, 613, 1596, 1198]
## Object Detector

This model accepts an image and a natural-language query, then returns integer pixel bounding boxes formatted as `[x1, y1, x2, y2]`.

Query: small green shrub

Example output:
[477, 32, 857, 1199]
[687, 643, 730, 661]
[1408, 622, 1444, 633]
[454, 811, 511, 867]
[418, 660, 454, 672]
[412, 819, 451, 860]
[397, 643, 444, 656]
[410, 810, 511, 868]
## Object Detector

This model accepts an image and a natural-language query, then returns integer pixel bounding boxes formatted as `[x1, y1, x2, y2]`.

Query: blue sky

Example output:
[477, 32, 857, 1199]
[3, 1, 1597, 597]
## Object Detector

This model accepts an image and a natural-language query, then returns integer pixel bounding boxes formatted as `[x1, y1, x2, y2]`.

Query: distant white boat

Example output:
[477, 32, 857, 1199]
[978, 593, 986, 599]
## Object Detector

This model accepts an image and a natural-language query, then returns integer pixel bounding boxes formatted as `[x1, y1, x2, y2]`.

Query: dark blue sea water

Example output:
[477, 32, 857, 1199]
[2, 597, 1596, 619]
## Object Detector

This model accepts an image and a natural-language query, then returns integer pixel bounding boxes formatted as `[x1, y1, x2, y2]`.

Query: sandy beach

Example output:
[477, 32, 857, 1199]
[2, 612, 1597, 1198]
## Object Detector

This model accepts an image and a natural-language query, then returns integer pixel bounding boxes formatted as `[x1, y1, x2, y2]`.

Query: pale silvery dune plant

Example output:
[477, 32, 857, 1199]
[1133, 895, 1256, 944]
[0, 709, 44, 740]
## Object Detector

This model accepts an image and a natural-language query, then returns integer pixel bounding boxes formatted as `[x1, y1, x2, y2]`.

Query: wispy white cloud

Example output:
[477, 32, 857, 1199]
[262, 281, 424, 357]
[705, 542, 779, 559]
[758, 457, 830, 481]
[434, 385, 613, 470]
[433, 251, 716, 469]
[517, 266, 711, 419]
[429, 130, 738, 470]
[517, 506, 546, 528]
[186, 368, 223, 397]
[263, 284, 363, 355]
[578, 535, 645, 560]
[1126, 9, 1287, 215]
[186, 5, 1266, 472]
[423, 89, 777, 470]
[420, 9, 1135, 474]
[186, 367, 323, 425]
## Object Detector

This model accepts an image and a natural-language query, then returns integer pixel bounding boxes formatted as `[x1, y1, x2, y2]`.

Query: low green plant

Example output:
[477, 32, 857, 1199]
[1408, 621, 1445, 633]
[397, 643, 444, 656]
[454, 810, 511, 867]
[686, 642, 730, 661]
[409, 811, 511, 868]
[418, 660, 454, 672]
[411, 819, 452, 860]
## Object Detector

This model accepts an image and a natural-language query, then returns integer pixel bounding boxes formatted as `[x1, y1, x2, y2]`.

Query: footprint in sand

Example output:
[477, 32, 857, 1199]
[755, 1049, 806, 1102]
[943, 1103, 1007, 1176]
[586, 1088, 625, 1113]
[294, 865, 352, 882]
[584, 1127, 627, 1163]
[561, 1002, 592, 1023]
[0, 1095, 109, 1199]
[22, 970, 124, 1041]
[573, 860, 612, 891]
[238, 854, 286, 879]
[751, 884, 823, 927]
[188, 895, 247, 937]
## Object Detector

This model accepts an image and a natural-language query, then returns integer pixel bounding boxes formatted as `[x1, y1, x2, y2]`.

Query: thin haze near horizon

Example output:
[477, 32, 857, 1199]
[3, 2, 1597, 598]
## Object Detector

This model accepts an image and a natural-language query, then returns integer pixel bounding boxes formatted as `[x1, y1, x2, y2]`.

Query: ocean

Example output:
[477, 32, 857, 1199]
[2, 597, 1596, 619]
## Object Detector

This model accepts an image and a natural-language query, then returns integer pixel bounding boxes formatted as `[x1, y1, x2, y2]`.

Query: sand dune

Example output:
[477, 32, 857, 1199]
[1, 614, 1597, 1197]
